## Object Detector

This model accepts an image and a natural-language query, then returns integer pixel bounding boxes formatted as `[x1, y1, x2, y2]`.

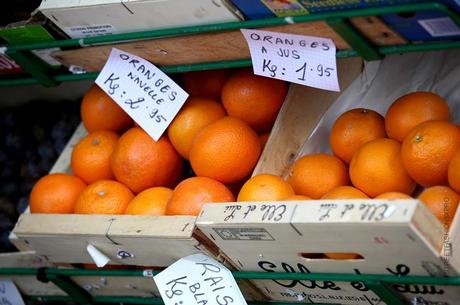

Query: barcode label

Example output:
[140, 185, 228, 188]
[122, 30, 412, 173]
[418, 17, 460, 37]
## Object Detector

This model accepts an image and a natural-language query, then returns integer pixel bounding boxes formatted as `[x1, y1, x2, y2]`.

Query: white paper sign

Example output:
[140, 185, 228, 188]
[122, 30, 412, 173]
[154, 254, 247, 305]
[241, 29, 339, 92]
[96, 48, 189, 141]
[0, 281, 25, 305]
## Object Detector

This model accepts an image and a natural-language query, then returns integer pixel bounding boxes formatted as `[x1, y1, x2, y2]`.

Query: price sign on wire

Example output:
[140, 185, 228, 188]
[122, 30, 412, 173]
[241, 29, 340, 92]
[95, 48, 189, 141]
[0, 281, 25, 305]
[154, 253, 247, 305]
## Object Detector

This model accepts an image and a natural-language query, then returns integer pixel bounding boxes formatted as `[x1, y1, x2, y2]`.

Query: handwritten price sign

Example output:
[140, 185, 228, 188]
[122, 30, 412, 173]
[95, 48, 188, 141]
[241, 29, 339, 92]
[0, 281, 25, 305]
[154, 254, 247, 305]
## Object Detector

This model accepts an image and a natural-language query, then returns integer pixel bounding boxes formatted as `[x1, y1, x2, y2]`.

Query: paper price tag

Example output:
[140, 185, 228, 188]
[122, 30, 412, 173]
[95, 48, 189, 141]
[154, 254, 247, 305]
[241, 29, 339, 92]
[0, 281, 25, 305]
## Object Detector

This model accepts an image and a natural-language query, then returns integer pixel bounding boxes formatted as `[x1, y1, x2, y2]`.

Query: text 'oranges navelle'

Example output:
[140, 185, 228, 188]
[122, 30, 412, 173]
[401, 120, 460, 187]
[166, 177, 234, 216]
[74, 180, 134, 214]
[71, 130, 119, 184]
[237, 174, 294, 202]
[288, 153, 349, 199]
[350, 138, 415, 197]
[190, 117, 261, 185]
[111, 127, 183, 193]
[30, 173, 86, 214]
[81, 85, 133, 133]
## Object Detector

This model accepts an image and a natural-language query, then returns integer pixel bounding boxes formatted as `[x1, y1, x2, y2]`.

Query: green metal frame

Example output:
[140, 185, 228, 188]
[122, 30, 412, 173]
[1, 267, 460, 305]
[1, 1, 460, 87]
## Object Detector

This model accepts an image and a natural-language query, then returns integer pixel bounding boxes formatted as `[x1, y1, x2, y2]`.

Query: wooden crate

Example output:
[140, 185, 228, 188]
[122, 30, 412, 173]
[11, 56, 363, 267]
[10, 123, 207, 267]
[0, 252, 64, 297]
[196, 200, 460, 305]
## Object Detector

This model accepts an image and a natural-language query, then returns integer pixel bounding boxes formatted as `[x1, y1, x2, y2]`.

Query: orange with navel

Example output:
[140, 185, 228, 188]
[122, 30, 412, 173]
[237, 174, 294, 202]
[125, 187, 173, 215]
[350, 138, 415, 197]
[167, 97, 226, 159]
[81, 85, 133, 133]
[74, 180, 134, 214]
[166, 177, 235, 216]
[182, 69, 231, 99]
[111, 127, 183, 193]
[71, 131, 119, 184]
[418, 186, 460, 228]
[222, 69, 288, 132]
[288, 153, 349, 199]
[401, 121, 460, 187]
[30, 173, 86, 214]
[385, 92, 449, 142]
[330, 108, 386, 164]
[190, 117, 261, 185]
[321, 186, 369, 199]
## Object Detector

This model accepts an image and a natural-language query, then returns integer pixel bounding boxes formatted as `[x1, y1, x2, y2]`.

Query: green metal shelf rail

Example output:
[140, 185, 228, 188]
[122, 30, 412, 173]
[1, 267, 460, 305]
[2, 2, 460, 87]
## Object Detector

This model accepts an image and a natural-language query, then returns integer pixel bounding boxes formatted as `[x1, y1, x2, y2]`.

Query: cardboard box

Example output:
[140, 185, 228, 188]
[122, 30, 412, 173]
[38, 0, 242, 39]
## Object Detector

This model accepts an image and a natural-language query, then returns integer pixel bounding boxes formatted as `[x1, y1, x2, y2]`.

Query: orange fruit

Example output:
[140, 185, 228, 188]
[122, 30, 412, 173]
[325, 253, 361, 260]
[81, 85, 133, 133]
[30, 173, 86, 214]
[288, 153, 349, 199]
[111, 127, 183, 193]
[167, 97, 226, 159]
[350, 138, 415, 197]
[329, 108, 386, 164]
[125, 187, 172, 215]
[190, 117, 261, 185]
[166, 177, 235, 216]
[448, 149, 460, 193]
[71, 131, 119, 184]
[237, 174, 294, 202]
[285, 195, 311, 200]
[222, 69, 288, 132]
[74, 180, 134, 214]
[182, 69, 231, 99]
[385, 92, 449, 142]
[321, 186, 369, 199]
[418, 186, 460, 228]
[375, 192, 412, 199]
[401, 121, 460, 187]
[259, 132, 270, 149]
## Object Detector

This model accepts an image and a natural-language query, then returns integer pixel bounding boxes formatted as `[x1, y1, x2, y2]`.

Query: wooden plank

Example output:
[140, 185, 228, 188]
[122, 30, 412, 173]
[350, 16, 407, 46]
[13, 214, 200, 266]
[196, 200, 460, 305]
[51, 22, 350, 72]
[0, 252, 64, 296]
[50, 122, 87, 174]
[253, 57, 363, 177]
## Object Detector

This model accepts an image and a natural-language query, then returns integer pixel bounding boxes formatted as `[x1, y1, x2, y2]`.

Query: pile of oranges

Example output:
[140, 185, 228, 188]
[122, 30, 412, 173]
[285, 91, 459, 228]
[28, 68, 460, 230]
[29, 68, 288, 217]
